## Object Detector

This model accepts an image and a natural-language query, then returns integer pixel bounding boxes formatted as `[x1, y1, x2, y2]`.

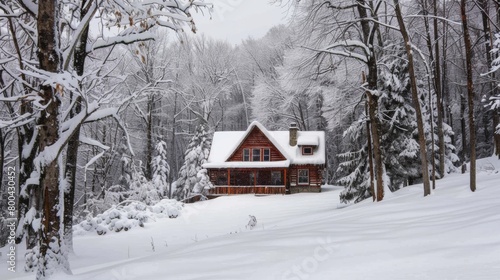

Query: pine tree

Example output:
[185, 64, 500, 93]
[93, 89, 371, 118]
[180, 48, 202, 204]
[489, 33, 500, 158]
[379, 49, 458, 189]
[127, 161, 162, 206]
[337, 118, 372, 203]
[378, 53, 421, 190]
[152, 140, 170, 198]
[443, 123, 460, 173]
[174, 124, 212, 201]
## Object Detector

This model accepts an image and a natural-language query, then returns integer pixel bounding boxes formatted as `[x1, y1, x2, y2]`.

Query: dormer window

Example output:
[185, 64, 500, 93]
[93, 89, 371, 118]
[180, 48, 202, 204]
[302, 146, 313, 155]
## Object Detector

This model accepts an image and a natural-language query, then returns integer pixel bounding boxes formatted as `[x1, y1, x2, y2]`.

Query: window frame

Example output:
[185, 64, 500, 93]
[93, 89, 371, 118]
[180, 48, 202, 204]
[243, 148, 250, 161]
[298, 169, 309, 185]
[271, 171, 282, 185]
[302, 146, 314, 155]
[263, 148, 270, 161]
[252, 148, 261, 161]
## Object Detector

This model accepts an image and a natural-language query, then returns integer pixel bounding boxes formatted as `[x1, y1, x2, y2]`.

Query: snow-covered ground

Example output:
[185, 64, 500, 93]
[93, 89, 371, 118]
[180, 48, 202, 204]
[2, 157, 500, 280]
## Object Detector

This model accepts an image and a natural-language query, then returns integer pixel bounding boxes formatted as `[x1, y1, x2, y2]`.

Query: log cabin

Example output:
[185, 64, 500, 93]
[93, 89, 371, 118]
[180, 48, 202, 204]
[203, 121, 326, 195]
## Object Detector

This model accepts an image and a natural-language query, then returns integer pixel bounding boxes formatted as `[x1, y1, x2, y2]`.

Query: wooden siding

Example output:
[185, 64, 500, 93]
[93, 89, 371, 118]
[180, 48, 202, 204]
[289, 164, 322, 193]
[227, 126, 286, 162]
[288, 164, 323, 187]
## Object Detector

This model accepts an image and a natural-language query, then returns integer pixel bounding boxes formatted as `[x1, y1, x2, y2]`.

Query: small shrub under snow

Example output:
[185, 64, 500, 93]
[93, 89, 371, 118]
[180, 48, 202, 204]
[74, 199, 183, 236]
[246, 215, 257, 230]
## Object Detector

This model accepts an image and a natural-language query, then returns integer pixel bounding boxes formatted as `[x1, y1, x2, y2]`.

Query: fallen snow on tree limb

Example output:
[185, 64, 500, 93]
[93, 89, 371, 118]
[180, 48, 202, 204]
[79, 136, 110, 150]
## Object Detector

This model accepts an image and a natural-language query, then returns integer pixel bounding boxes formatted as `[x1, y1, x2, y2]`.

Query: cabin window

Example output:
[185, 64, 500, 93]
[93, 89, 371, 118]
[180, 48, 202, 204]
[263, 148, 270, 161]
[271, 171, 282, 185]
[298, 169, 309, 185]
[252, 148, 261, 161]
[216, 172, 227, 185]
[302, 146, 313, 155]
[249, 172, 256, 185]
[243, 149, 250, 161]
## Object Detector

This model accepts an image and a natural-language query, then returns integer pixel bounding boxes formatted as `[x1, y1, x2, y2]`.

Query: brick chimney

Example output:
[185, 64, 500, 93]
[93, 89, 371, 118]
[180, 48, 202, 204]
[289, 123, 298, 146]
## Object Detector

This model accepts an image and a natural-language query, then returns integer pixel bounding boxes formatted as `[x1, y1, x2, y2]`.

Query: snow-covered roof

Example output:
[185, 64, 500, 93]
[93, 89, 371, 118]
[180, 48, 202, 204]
[203, 160, 291, 169]
[297, 135, 319, 146]
[204, 121, 325, 169]
[271, 131, 325, 165]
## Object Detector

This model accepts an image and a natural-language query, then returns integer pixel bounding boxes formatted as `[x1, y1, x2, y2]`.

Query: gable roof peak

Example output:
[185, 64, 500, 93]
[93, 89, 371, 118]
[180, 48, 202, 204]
[247, 120, 267, 131]
[223, 121, 290, 162]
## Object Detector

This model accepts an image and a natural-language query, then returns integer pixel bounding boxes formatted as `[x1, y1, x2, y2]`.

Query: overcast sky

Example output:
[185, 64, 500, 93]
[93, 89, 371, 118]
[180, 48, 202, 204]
[192, 0, 290, 45]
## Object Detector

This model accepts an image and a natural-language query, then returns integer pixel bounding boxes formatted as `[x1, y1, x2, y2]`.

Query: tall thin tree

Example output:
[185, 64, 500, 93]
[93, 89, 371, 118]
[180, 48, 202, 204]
[460, 0, 477, 192]
[36, 0, 67, 277]
[393, 0, 431, 196]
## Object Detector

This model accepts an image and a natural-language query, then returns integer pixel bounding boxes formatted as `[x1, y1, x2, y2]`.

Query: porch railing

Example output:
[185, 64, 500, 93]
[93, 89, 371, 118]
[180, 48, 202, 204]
[209, 185, 286, 195]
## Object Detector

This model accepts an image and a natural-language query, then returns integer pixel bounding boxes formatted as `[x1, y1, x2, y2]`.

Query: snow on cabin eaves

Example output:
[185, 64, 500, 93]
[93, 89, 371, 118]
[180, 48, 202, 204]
[203, 160, 291, 169]
[271, 131, 326, 165]
[206, 131, 247, 163]
[296, 135, 319, 146]
[204, 121, 325, 168]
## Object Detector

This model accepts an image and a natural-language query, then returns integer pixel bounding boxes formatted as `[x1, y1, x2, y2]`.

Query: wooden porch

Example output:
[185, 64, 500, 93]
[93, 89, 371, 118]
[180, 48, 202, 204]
[208, 168, 287, 195]
[209, 185, 286, 195]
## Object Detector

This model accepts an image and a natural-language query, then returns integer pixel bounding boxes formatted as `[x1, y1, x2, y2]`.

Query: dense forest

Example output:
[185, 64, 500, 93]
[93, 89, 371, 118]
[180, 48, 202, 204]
[1, 0, 500, 278]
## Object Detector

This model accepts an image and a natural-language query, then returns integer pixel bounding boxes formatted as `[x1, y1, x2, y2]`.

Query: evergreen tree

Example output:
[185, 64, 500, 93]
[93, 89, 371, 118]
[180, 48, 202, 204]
[378, 53, 420, 190]
[443, 123, 460, 173]
[418, 72, 459, 178]
[174, 124, 212, 201]
[152, 140, 170, 197]
[127, 161, 162, 206]
[337, 117, 372, 203]
[488, 33, 500, 158]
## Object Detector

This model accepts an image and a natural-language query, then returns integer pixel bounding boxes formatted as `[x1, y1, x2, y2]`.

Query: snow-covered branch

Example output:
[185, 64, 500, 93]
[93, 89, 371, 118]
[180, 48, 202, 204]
[301, 45, 369, 63]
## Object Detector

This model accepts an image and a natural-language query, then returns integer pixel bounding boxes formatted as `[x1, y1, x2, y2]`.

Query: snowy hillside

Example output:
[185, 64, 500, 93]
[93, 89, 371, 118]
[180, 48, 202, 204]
[3, 157, 500, 280]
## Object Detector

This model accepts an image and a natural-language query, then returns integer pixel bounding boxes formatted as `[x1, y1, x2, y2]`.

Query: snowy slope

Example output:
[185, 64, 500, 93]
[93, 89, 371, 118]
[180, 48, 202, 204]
[2, 157, 500, 280]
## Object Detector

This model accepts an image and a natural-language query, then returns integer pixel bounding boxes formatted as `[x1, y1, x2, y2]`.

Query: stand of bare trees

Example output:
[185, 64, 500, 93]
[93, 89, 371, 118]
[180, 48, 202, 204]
[1, 0, 500, 277]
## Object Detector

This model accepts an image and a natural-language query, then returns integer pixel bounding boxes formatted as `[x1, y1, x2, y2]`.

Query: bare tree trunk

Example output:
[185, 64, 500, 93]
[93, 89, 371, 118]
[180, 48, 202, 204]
[169, 90, 178, 198]
[477, 0, 500, 158]
[495, 114, 500, 158]
[460, 0, 477, 192]
[459, 37, 468, 165]
[461, 90, 467, 164]
[356, 0, 384, 201]
[393, 0, 431, 196]
[367, 91, 384, 201]
[63, 0, 90, 252]
[420, 0, 436, 188]
[442, 0, 451, 127]
[428, 74, 437, 189]
[2, 22, 42, 251]
[36, 0, 68, 277]
[432, 0, 446, 179]
[365, 95, 375, 201]
[234, 69, 249, 128]
[63, 92, 81, 252]
[146, 94, 154, 180]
